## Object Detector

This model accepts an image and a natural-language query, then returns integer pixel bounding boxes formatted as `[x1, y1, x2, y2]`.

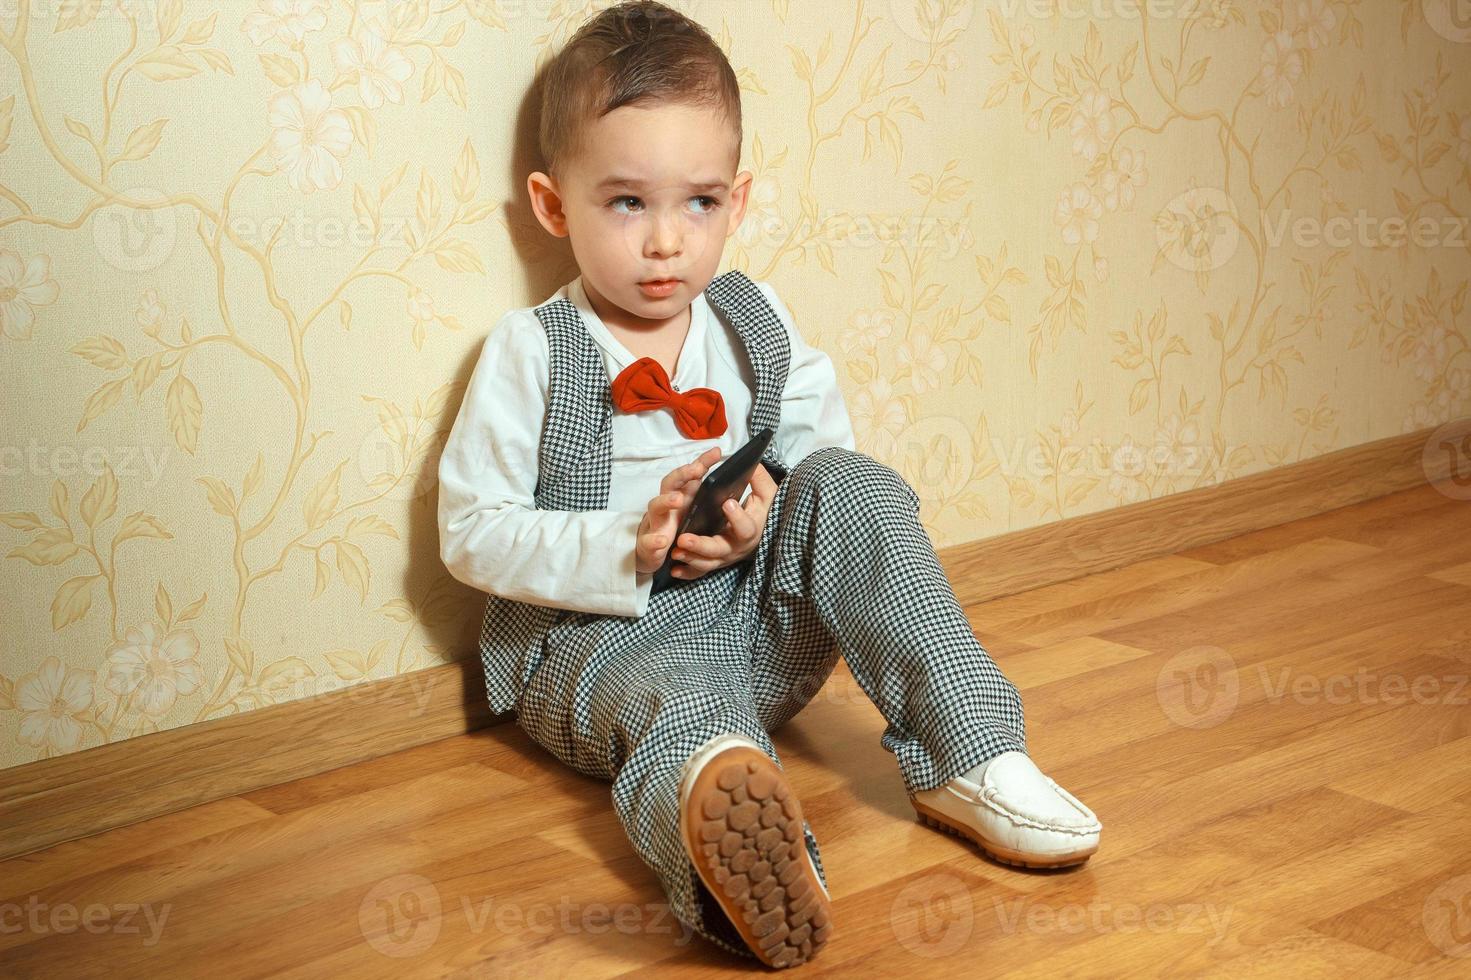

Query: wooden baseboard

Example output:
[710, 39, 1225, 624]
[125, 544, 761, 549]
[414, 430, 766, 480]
[0, 658, 494, 860]
[937, 418, 1470, 608]
[1, 417, 1464, 861]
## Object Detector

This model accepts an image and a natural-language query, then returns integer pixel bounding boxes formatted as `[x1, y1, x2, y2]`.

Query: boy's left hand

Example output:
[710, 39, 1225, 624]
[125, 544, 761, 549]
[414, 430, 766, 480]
[668, 463, 778, 580]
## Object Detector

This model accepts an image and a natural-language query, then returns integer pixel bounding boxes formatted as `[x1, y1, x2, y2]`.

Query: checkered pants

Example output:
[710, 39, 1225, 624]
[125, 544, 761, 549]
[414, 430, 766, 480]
[511, 447, 1027, 957]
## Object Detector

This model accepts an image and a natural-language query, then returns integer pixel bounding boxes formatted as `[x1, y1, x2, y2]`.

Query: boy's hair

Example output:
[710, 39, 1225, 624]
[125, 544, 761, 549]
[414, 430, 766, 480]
[538, 0, 742, 179]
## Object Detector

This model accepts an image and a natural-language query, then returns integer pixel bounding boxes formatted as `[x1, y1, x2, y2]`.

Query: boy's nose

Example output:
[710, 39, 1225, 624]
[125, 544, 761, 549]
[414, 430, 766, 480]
[645, 212, 682, 258]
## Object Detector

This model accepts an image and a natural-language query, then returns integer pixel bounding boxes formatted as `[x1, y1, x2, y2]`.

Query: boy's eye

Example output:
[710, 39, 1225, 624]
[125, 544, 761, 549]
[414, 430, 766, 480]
[606, 195, 720, 215]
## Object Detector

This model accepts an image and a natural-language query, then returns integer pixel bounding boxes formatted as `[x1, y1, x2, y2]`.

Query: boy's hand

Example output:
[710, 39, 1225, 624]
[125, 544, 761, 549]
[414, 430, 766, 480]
[665, 463, 777, 581]
[636, 446, 724, 575]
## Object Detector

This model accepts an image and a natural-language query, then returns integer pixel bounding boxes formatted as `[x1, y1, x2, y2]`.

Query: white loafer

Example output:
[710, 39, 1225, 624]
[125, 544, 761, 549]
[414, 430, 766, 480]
[678, 733, 833, 966]
[909, 751, 1102, 868]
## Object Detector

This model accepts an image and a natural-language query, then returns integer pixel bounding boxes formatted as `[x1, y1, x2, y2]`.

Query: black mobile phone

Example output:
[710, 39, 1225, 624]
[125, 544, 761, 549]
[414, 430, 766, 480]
[651, 427, 775, 594]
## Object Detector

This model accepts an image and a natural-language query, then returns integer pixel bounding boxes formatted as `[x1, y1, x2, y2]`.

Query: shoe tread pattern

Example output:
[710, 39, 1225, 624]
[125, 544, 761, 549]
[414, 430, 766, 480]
[684, 748, 833, 967]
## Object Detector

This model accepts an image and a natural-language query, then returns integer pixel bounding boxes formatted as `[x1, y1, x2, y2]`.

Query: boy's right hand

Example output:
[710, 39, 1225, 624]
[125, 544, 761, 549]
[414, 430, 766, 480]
[636, 446, 723, 575]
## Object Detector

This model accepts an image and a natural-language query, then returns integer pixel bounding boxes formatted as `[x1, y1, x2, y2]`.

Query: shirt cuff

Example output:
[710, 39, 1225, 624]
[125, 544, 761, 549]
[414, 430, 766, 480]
[610, 510, 655, 618]
[635, 569, 654, 616]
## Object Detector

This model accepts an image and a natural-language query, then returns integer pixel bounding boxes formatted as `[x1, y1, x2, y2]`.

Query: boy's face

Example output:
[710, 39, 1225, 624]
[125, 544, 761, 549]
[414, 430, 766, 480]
[528, 101, 752, 328]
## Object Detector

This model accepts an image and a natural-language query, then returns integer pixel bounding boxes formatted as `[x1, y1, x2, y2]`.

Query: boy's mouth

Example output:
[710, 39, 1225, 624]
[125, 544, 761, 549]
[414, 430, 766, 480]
[637, 278, 681, 298]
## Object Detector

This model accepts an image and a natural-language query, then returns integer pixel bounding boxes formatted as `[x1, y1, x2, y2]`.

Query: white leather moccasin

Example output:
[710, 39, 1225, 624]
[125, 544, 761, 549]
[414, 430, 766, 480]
[909, 751, 1101, 868]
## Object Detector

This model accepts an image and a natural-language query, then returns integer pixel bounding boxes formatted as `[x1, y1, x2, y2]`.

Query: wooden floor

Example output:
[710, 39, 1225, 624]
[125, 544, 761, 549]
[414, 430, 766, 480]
[3, 483, 1470, 978]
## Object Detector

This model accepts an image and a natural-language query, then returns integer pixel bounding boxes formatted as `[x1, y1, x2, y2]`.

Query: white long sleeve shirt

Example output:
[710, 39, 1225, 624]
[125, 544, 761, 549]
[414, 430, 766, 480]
[438, 275, 856, 619]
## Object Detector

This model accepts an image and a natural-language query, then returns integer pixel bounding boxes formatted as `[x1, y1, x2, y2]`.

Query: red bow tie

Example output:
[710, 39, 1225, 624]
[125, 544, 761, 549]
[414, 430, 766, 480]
[610, 357, 727, 439]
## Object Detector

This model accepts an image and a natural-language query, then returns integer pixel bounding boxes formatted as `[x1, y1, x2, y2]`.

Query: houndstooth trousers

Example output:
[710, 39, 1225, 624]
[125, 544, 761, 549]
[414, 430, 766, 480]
[478, 272, 1027, 958]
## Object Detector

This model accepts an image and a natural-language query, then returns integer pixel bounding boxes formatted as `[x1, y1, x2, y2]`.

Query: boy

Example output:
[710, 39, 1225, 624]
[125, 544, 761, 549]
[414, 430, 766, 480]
[437, 1, 1101, 968]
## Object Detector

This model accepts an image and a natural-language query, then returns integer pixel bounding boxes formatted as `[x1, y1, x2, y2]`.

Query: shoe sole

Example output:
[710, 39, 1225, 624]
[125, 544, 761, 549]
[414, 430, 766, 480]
[680, 744, 834, 967]
[910, 796, 1099, 869]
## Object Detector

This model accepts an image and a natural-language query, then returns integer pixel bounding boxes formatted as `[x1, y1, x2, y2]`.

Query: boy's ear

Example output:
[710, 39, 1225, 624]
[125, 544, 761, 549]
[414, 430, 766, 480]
[527, 171, 569, 238]
[726, 169, 754, 239]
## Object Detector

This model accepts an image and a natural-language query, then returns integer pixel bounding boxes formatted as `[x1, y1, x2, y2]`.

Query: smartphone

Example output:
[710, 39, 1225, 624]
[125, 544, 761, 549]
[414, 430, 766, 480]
[651, 427, 775, 593]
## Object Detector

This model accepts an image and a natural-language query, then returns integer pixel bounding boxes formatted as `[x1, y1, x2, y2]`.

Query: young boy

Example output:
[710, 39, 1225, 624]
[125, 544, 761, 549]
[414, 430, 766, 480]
[437, 0, 1101, 968]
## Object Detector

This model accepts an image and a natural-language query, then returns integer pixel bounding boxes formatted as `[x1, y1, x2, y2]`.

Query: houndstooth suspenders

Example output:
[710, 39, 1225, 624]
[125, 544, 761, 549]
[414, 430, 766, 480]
[476, 270, 793, 714]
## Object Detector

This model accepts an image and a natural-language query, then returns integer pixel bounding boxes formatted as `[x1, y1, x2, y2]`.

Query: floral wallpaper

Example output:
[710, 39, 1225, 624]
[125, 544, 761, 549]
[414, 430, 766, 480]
[1, 0, 1467, 770]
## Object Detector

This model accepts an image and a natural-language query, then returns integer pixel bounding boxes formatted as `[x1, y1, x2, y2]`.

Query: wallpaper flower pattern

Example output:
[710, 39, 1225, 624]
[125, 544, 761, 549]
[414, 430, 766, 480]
[1, 0, 1467, 769]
